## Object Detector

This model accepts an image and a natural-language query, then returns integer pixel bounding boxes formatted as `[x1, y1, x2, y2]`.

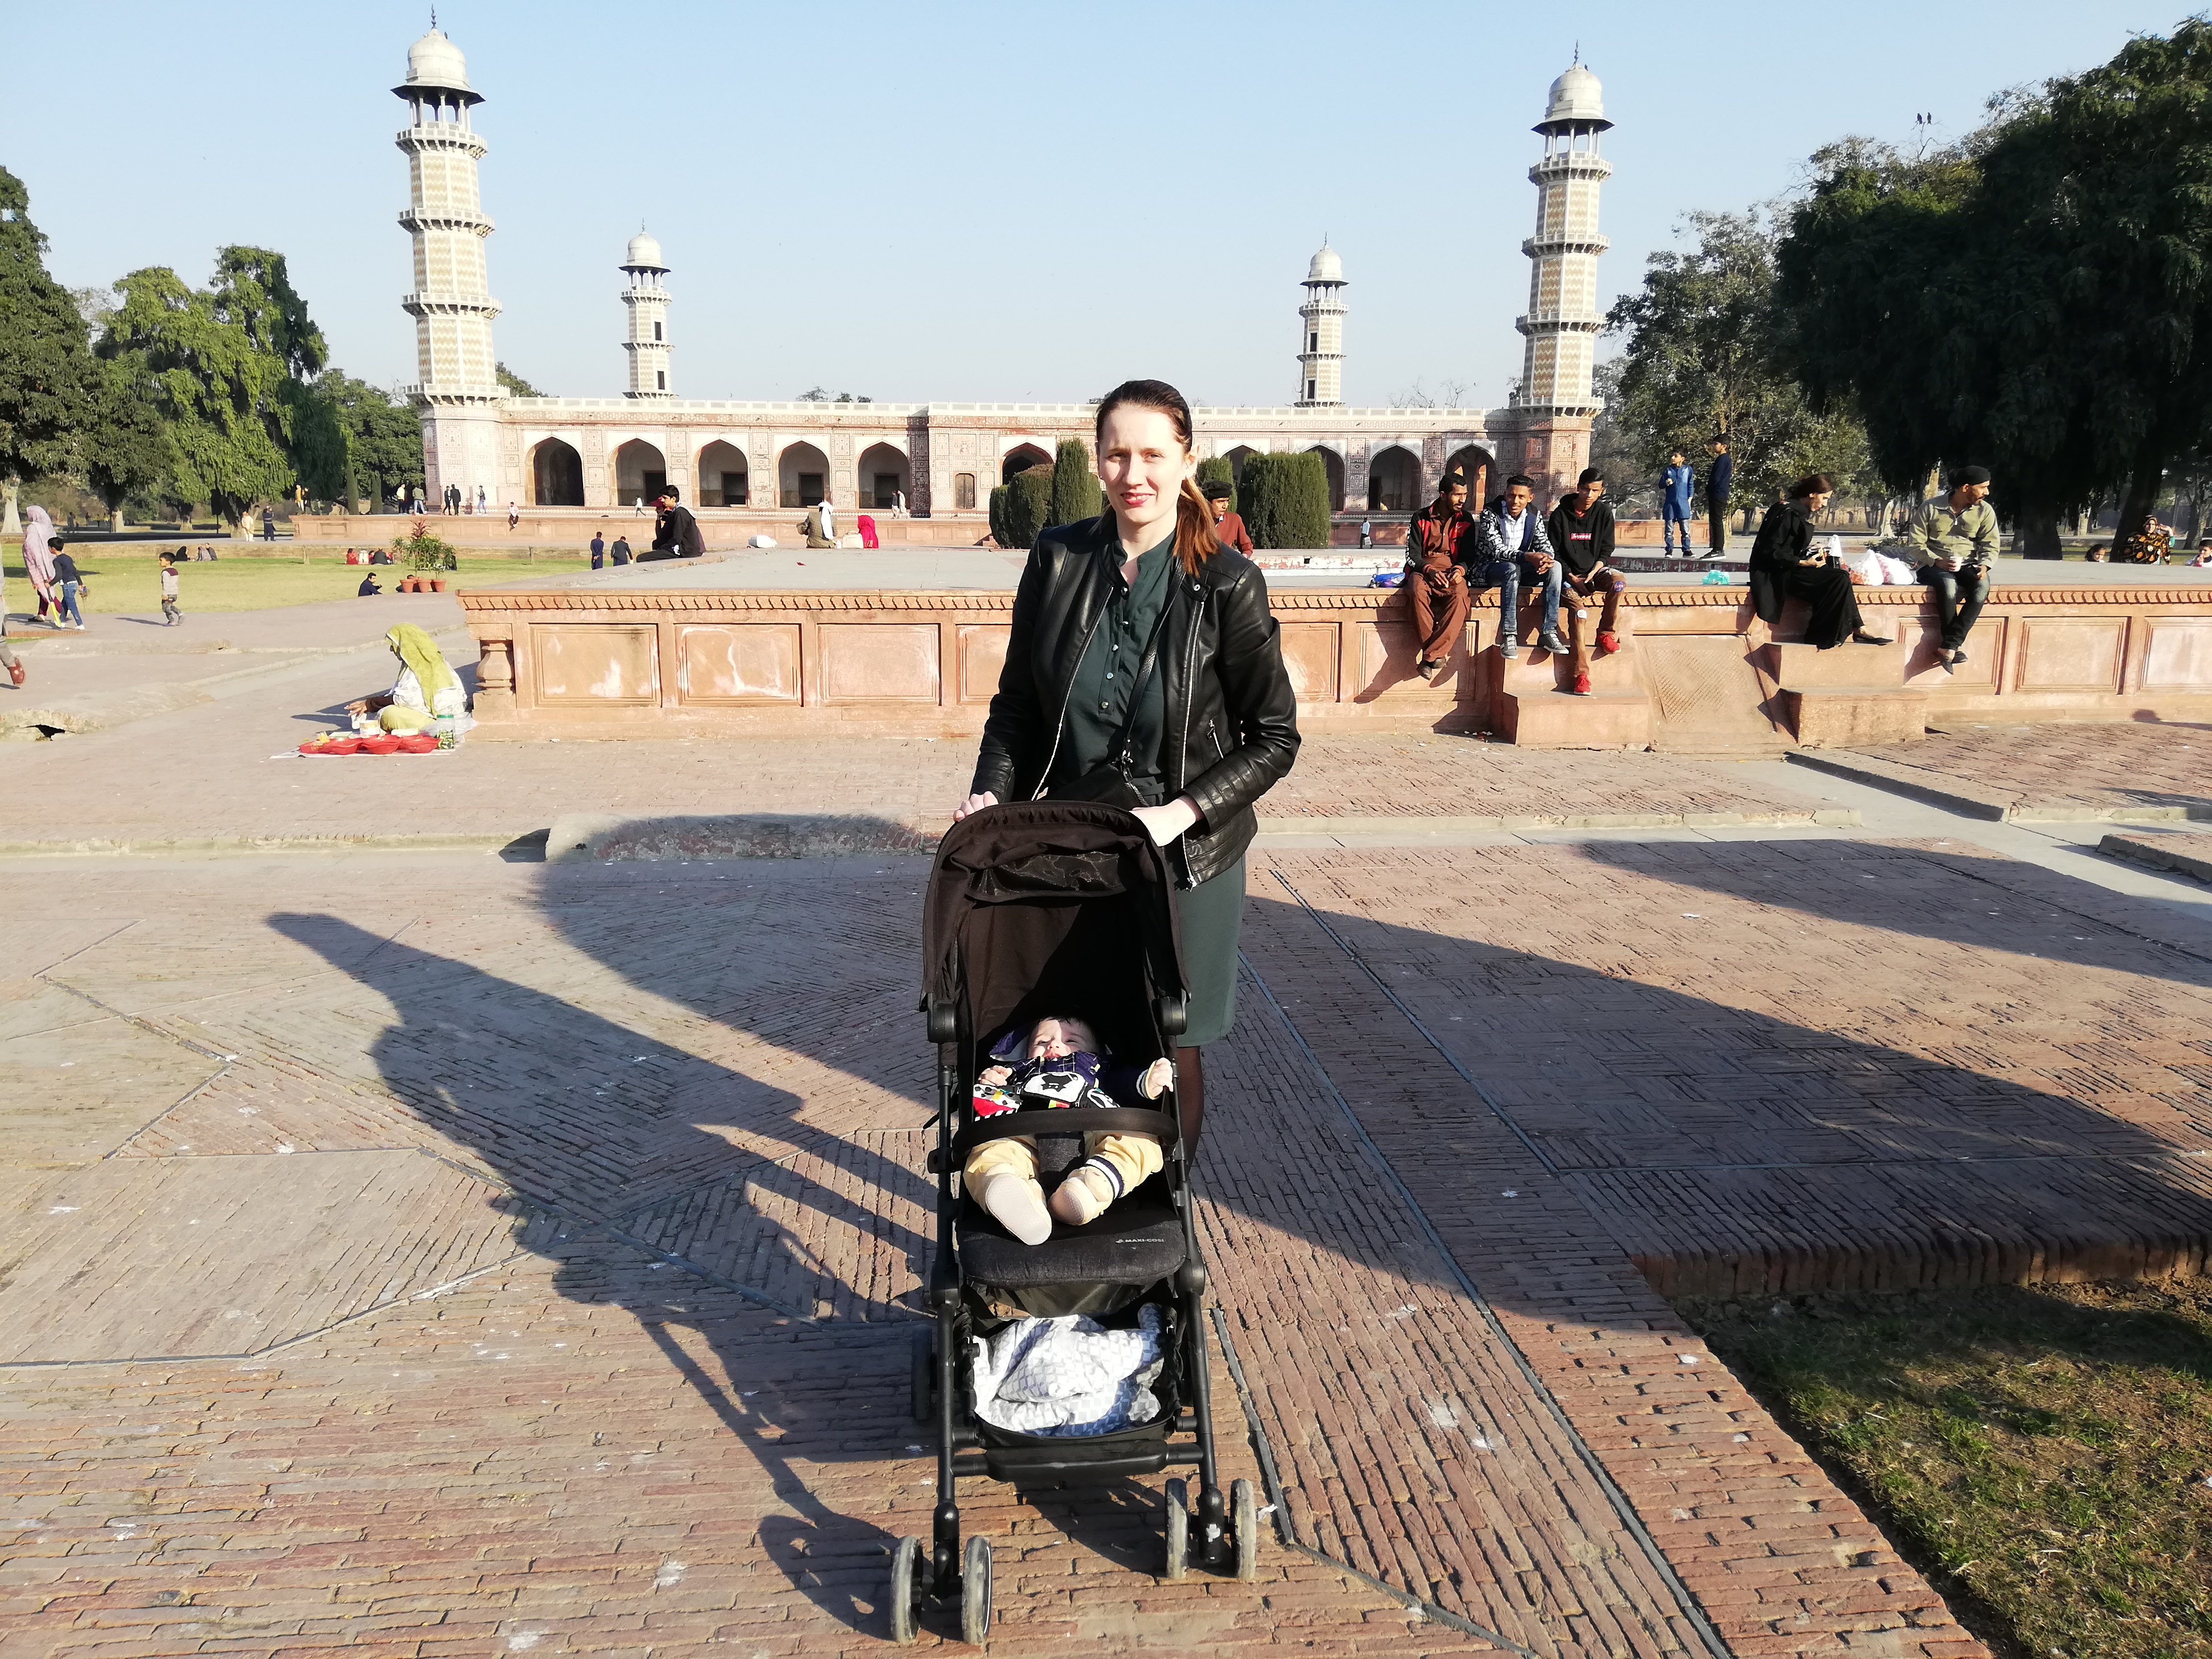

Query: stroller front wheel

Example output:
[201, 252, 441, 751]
[1231, 1478, 1259, 1581]
[1162, 1478, 1189, 1580]
[960, 1534, 993, 1644]
[888, 1536, 922, 1645]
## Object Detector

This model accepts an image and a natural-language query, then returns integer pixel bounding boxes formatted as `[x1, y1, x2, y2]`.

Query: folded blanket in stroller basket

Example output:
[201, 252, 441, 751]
[971, 1305, 1165, 1437]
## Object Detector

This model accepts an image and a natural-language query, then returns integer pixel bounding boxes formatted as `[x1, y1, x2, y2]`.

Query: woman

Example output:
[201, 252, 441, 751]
[22, 506, 58, 626]
[1748, 473, 1890, 649]
[953, 379, 1300, 1142]
[345, 623, 469, 732]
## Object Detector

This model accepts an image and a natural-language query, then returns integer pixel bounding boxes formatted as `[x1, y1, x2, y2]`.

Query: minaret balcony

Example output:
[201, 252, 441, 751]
[401, 292, 504, 319]
[398, 208, 495, 235]
[1514, 314, 1605, 336]
[394, 125, 489, 159]
[397, 381, 507, 407]
[1522, 234, 1611, 257]
[1527, 156, 1613, 185]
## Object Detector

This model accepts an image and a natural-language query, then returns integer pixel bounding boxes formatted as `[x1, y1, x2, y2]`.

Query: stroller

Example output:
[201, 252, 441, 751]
[887, 801, 1257, 1645]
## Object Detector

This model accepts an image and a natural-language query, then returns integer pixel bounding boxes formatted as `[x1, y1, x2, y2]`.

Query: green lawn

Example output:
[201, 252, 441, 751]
[1683, 1280, 2212, 1659]
[3, 551, 591, 615]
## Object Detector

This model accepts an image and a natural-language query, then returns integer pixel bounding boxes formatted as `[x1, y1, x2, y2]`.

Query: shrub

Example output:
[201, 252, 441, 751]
[391, 516, 459, 572]
[1049, 438, 1103, 527]
[988, 485, 1010, 548]
[1240, 452, 1331, 549]
[998, 467, 1054, 549]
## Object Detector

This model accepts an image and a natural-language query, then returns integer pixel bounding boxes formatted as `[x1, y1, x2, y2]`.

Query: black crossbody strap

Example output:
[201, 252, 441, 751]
[1106, 597, 1174, 770]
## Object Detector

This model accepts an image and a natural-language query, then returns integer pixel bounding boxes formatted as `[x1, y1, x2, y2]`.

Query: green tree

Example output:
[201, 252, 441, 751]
[81, 355, 175, 530]
[1780, 24, 2212, 554]
[316, 372, 423, 508]
[1195, 456, 1236, 513]
[1048, 437, 1103, 527]
[495, 362, 543, 397]
[1606, 209, 1876, 522]
[0, 166, 93, 527]
[1240, 452, 1331, 549]
[988, 484, 1010, 549]
[97, 247, 334, 529]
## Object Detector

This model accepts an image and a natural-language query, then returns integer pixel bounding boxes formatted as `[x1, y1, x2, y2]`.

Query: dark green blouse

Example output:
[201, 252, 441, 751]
[1049, 533, 1175, 790]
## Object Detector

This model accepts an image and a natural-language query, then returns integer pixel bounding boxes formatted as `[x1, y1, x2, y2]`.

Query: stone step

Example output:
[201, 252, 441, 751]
[1497, 687, 1655, 749]
[1769, 637, 1913, 690]
[1781, 685, 1929, 747]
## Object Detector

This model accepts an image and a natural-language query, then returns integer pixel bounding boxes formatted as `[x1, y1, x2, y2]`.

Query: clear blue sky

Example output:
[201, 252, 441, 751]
[2, 1, 2187, 409]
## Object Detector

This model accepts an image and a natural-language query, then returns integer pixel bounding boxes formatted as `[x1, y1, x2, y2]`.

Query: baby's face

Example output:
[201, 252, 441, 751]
[1027, 1018, 1095, 1061]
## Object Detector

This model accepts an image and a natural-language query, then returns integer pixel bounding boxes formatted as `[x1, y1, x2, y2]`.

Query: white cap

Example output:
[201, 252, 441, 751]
[1305, 240, 1344, 284]
[1539, 62, 1609, 129]
[624, 230, 666, 270]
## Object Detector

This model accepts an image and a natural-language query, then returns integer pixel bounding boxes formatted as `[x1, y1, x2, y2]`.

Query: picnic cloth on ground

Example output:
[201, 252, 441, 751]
[971, 1304, 1165, 1436]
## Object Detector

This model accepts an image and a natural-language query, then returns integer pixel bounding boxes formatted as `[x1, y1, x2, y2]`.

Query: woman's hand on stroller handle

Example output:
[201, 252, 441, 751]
[1132, 797, 1201, 847]
[953, 790, 1000, 822]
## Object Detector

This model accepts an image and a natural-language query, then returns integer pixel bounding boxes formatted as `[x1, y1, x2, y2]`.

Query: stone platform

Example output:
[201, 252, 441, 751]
[456, 558, 2212, 750]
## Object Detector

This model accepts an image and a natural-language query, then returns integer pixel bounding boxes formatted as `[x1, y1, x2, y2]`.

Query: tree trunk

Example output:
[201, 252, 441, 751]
[2119, 448, 2168, 546]
[2015, 503, 2062, 559]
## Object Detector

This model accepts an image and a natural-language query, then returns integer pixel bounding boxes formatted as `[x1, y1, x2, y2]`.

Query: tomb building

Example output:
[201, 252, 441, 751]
[398, 28, 1602, 531]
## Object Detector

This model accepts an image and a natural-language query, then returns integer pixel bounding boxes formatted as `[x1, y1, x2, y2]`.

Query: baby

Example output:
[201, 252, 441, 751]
[966, 1015, 1172, 1245]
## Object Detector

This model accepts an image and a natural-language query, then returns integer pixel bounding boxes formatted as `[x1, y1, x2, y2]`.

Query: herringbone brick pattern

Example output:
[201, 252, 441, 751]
[1847, 721, 2212, 815]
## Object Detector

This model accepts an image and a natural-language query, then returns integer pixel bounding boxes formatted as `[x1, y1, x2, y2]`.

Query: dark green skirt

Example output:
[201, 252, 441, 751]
[1174, 854, 1247, 1048]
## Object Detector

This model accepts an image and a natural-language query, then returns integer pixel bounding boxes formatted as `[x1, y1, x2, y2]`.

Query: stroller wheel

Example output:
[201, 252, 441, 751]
[888, 1536, 922, 1645]
[1162, 1477, 1189, 1581]
[1231, 1479, 1259, 1581]
[909, 1328, 935, 1422]
[960, 1534, 993, 1645]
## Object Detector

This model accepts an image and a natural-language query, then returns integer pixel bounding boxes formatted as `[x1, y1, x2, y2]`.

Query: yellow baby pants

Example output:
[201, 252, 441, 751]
[964, 1129, 1163, 1194]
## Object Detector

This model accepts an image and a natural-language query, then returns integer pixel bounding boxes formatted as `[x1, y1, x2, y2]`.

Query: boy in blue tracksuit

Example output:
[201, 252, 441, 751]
[1661, 450, 1695, 555]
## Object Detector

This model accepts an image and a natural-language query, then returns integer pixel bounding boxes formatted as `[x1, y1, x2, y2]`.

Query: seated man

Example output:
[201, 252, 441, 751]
[1545, 467, 1628, 696]
[1202, 479, 1254, 556]
[1908, 466, 1999, 668]
[641, 486, 706, 561]
[1401, 469, 1475, 674]
[1470, 473, 1567, 660]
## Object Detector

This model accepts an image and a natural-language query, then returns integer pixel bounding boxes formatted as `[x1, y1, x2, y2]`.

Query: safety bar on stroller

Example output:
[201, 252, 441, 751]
[950, 1106, 1180, 1162]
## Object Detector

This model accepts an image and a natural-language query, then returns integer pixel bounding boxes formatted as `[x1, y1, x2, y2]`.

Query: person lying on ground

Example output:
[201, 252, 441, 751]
[967, 1015, 1173, 1245]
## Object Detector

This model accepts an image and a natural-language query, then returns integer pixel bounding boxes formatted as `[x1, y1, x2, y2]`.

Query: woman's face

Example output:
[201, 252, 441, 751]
[1096, 406, 1193, 539]
[1805, 491, 1833, 515]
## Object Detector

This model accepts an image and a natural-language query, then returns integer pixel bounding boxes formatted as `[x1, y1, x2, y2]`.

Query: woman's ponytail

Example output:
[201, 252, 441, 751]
[1174, 477, 1220, 577]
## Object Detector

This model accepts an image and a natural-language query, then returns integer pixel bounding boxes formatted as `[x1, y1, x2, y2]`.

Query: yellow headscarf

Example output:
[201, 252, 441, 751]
[387, 624, 459, 703]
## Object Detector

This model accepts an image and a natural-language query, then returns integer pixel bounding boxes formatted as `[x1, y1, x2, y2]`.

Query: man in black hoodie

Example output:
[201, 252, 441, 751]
[641, 486, 707, 561]
[1545, 467, 1627, 695]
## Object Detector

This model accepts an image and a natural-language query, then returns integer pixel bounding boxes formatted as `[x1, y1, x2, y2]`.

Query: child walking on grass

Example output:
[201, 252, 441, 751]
[159, 551, 182, 626]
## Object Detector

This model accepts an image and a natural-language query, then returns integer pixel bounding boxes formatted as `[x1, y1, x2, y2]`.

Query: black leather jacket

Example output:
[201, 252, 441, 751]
[970, 515, 1301, 887]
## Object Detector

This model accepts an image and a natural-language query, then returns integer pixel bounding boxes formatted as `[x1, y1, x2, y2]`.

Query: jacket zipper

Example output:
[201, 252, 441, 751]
[1178, 575, 1202, 792]
[1030, 602, 1110, 800]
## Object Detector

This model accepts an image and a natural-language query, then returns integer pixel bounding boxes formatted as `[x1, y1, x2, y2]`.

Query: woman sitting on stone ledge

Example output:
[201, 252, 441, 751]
[1748, 473, 1892, 650]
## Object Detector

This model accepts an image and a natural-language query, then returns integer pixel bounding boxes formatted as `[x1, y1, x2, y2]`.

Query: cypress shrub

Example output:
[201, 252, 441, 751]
[988, 485, 1010, 549]
[1001, 466, 1053, 549]
[1195, 456, 1235, 515]
[1240, 452, 1333, 550]
[1049, 438, 1103, 527]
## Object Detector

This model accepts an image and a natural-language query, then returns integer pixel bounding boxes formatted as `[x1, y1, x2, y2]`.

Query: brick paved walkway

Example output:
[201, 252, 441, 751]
[0, 848, 2083, 1656]
[1833, 721, 2212, 820]
[0, 652, 1841, 850]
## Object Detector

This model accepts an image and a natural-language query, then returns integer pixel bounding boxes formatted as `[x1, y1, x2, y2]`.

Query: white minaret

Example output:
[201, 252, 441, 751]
[620, 231, 672, 399]
[1295, 240, 1347, 406]
[394, 28, 500, 403]
[1515, 60, 1611, 416]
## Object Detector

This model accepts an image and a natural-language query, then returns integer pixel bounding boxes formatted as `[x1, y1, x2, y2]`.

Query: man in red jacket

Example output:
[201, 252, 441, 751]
[1402, 469, 1477, 674]
[1202, 480, 1254, 555]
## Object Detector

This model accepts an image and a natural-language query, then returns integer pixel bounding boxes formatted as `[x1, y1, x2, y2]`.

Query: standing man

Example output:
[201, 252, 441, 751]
[1401, 469, 1476, 674]
[1660, 449, 1694, 556]
[261, 505, 277, 542]
[589, 529, 606, 570]
[643, 486, 706, 561]
[1546, 468, 1628, 695]
[1202, 480, 1254, 556]
[1704, 436, 1733, 558]
[1908, 465, 2000, 669]
[1471, 473, 1568, 660]
[609, 534, 632, 566]
[1359, 514, 1373, 550]
[820, 493, 837, 546]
